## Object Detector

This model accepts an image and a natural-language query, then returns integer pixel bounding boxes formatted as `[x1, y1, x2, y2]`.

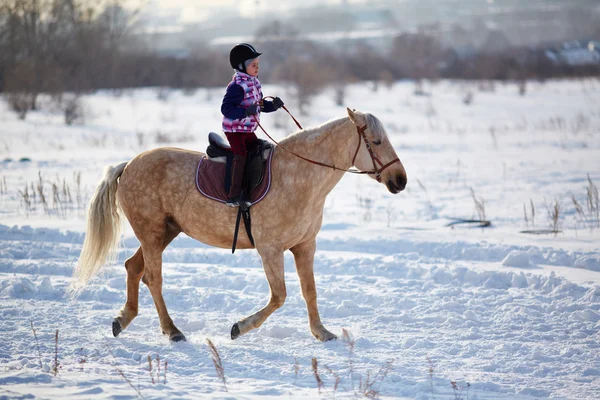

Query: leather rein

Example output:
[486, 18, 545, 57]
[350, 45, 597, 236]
[255, 98, 400, 182]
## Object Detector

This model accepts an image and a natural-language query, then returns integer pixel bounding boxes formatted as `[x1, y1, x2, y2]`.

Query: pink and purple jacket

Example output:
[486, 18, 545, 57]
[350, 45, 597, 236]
[221, 71, 277, 133]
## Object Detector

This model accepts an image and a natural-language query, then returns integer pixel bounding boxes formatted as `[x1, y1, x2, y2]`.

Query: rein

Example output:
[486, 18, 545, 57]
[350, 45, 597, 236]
[256, 97, 400, 182]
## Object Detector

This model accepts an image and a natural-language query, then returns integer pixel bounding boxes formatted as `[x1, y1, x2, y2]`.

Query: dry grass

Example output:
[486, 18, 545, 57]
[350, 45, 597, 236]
[546, 198, 562, 235]
[52, 330, 60, 376]
[206, 338, 227, 392]
[105, 343, 144, 398]
[311, 357, 324, 394]
[14, 171, 86, 219]
[18, 186, 32, 216]
[29, 320, 43, 371]
[451, 380, 471, 400]
[470, 188, 486, 222]
[416, 179, 436, 219]
[147, 356, 155, 385]
[523, 198, 536, 227]
[293, 357, 300, 385]
[587, 174, 599, 228]
[305, 329, 393, 398]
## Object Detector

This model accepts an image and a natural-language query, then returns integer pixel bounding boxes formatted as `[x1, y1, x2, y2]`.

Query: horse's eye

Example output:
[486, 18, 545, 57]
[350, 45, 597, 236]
[372, 140, 382, 146]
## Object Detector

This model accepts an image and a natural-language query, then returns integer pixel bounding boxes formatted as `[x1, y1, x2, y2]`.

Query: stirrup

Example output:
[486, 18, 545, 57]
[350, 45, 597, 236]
[226, 197, 241, 207]
[226, 196, 251, 208]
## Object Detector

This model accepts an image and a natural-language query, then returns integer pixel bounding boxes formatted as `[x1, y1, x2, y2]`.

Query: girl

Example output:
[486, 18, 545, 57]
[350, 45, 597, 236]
[221, 43, 284, 207]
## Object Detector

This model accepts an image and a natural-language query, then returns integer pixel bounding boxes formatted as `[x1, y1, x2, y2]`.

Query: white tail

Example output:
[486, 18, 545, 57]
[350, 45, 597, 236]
[69, 162, 128, 295]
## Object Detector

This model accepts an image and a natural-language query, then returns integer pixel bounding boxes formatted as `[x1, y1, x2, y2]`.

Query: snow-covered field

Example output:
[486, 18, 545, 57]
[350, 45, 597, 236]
[1, 79, 599, 399]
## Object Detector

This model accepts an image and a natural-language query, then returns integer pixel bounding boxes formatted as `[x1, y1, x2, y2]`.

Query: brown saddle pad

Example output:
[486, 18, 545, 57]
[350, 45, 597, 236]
[195, 150, 274, 205]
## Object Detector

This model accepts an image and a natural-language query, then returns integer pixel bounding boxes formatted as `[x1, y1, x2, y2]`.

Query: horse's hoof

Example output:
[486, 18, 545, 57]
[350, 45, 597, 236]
[316, 330, 337, 342]
[112, 319, 122, 337]
[170, 332, 186, 342]
[231, 323, 240, 340]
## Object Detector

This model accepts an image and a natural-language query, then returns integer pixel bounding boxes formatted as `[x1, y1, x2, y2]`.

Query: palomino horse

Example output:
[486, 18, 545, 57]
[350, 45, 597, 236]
[71, 108, 407, 342]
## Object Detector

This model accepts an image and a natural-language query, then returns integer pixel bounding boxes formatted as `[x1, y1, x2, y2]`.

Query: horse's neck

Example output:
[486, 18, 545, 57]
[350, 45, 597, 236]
[282, 117, 355, 165]
[275, 118, 355, 197]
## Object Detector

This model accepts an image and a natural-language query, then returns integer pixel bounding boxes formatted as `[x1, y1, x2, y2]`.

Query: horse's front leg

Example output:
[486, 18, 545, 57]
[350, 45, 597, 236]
[231, 249, 286, 340]
[291, 239, 337, 341]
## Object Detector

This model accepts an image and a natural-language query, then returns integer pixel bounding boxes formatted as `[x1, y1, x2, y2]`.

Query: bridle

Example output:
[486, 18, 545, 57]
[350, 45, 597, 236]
[255, 100, 400, 182]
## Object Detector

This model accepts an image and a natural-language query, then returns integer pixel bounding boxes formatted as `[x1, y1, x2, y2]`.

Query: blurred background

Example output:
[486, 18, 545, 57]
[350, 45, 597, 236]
[1, 0, 599, 119]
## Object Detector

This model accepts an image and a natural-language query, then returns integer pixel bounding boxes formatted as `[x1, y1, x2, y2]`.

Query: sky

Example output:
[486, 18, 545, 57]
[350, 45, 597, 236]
[133, 0, 366, 23]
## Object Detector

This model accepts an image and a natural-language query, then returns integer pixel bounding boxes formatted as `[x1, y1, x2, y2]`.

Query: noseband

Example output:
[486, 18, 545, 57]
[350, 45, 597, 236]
[351, 124, 400, 182]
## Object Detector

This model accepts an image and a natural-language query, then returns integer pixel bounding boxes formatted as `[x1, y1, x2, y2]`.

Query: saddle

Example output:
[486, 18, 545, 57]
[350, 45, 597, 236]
[197, 132, 273, 204]
[196, 132, 274, 253]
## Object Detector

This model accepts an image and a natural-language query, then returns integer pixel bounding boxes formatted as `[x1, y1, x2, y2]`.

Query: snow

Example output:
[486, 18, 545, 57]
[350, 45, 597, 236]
[1, 79, 600, 399]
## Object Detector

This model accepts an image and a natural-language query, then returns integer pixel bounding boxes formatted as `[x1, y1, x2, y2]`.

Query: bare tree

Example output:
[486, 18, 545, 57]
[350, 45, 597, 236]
[391, 31, 444, 92]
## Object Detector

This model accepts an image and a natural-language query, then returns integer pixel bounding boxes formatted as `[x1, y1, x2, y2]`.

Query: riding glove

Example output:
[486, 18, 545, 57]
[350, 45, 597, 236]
[272, 97, 284, 110]
[244, 104, 260, 117]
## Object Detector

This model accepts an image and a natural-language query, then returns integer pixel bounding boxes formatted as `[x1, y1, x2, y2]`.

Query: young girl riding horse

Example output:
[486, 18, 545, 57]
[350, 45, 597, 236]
[221, 43, 284, 207]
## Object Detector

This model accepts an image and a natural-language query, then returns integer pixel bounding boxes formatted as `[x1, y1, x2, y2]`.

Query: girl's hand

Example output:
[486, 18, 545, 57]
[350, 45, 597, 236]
[272, 97, 284, 109]
[244, 104, 260, 117]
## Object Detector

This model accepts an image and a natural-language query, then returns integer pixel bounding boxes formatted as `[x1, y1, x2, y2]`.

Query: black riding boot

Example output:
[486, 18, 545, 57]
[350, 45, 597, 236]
[227, 155, 248, 207]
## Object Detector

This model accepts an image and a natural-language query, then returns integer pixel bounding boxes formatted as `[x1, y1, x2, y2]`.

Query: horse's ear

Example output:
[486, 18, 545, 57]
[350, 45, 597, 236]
[347, 107, 358, 124]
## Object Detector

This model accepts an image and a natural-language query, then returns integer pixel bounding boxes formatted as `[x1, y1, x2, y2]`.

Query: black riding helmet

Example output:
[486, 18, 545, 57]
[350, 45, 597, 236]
[229, 43, 262, 73]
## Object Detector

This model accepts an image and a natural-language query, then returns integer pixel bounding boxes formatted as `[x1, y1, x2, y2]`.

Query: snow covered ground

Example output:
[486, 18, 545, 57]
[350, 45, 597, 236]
[1, 79, 599, 399]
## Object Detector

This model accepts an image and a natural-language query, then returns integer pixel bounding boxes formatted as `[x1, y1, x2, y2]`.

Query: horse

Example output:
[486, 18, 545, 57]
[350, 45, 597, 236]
[71, 108, 407, 342]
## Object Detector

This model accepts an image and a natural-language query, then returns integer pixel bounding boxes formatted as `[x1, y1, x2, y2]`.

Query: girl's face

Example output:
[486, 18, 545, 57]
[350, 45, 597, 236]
[246, 58, 259, 77]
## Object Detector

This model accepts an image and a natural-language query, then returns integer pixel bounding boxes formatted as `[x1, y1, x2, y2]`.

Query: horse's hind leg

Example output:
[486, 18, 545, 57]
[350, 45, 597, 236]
[291, 239, 336, 341]
[113, 221, 181, 340]
[141, 225, 185, 342]
[112, 247, 144, 337]
[231, 249, 286, 340]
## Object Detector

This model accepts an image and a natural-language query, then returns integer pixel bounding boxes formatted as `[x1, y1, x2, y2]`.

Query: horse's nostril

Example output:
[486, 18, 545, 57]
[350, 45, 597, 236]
[397, 175, 407, 191]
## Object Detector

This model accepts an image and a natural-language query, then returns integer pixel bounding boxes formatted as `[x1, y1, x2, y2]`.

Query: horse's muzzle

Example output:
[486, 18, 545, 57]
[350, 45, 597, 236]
[387, 174, 407, 194]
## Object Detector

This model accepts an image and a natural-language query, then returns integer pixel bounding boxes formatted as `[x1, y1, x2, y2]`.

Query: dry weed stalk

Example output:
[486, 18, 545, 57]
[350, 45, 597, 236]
[524, 199, 536, 227]
[164, 360, 168, 385]
[342, 329, 392, 399]
[311, 357, 324, 394]
[342, 328, 356, 388]
[0, 175, 6, 197]
[105, 343, 144, 398]
[37, 172, 48, 214]
[427, 357, 435, 396]
[323, 365, 341, 394]
[547, 199, 562, 234]
[293, 357, 300, 385]
[52, 330, 60, 376]
[587, 174, 599, 228]
[157, 355, 160, 382]
[470, 188, 486, 222]
[74, 171, 82, 210]
[359, 359, 394, 399]
[19, 186, 32, 216]
[206, 339, 227, 392]
[451, 380, 471, 400]
[77, 347, 87, 372]
[147, 355, 155, 384]
[572, 195, 585, 224]
[416, 179, 436, 219]
[29, 320, 43, 371]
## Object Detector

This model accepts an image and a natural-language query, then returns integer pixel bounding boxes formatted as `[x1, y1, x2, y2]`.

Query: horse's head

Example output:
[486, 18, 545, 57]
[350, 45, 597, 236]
[347, 108, 407, 194]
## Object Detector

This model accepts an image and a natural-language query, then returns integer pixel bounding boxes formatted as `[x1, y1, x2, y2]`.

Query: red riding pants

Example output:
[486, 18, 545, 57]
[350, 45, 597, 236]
[225, 131, 258, 157]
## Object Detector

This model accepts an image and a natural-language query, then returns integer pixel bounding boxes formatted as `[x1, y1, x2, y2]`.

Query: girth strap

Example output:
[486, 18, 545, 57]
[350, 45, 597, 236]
[232, 202, 255, 253]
